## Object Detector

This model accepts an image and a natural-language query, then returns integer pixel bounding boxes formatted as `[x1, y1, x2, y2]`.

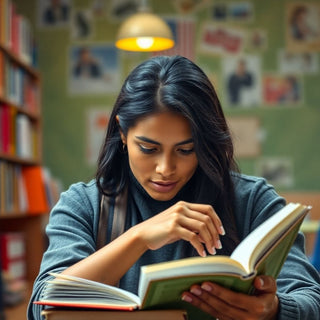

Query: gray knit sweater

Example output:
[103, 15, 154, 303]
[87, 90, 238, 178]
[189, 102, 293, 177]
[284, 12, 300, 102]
[27, 173, 320, 319]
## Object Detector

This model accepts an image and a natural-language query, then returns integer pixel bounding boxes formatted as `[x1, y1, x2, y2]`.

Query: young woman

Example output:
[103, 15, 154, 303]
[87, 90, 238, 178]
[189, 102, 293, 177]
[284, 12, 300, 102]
[28, 55, 320, 320]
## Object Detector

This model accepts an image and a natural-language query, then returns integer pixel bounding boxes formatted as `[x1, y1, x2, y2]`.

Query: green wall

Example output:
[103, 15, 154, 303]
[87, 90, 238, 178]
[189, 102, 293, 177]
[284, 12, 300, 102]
[15, 0, 320, 191]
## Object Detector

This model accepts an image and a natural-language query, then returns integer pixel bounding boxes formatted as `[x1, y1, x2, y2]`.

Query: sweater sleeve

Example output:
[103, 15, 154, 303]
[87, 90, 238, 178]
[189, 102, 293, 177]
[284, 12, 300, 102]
[233, 174, 320, 320]
[27, 181, 100, 320]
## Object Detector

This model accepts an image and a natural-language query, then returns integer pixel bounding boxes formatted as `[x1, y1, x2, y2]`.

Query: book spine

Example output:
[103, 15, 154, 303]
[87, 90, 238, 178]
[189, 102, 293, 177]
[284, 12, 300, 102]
[0, 232, 26, 281]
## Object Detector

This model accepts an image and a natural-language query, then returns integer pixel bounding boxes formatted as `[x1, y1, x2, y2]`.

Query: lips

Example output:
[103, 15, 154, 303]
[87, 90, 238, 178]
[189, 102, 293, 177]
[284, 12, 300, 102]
[150, 180, 178, 193]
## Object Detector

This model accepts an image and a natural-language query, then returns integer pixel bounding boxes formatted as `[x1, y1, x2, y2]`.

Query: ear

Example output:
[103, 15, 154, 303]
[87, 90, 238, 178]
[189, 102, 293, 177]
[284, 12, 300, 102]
[116, 115, 127, 145]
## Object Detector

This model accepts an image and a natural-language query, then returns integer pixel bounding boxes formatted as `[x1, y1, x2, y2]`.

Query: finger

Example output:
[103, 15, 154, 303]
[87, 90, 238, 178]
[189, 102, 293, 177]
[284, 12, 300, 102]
[254, 275, 277, 293]
[184, 202, 225, 235]
[182, 284, 248, 320]
[176, 226, 207, 257]
[180, 214, 217, 255]
[183, 207, 222, 251]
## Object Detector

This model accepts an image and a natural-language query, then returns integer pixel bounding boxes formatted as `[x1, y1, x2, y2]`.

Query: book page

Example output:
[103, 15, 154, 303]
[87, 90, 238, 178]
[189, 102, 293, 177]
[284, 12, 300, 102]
[139, 256, 247, 299]
[41, 273, 141, 307]
[230, 203, 309, 273]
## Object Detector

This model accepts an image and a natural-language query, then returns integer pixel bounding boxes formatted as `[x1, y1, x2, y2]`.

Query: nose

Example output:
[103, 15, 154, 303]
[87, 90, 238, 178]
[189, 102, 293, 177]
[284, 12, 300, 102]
[155, 153, 176, 177]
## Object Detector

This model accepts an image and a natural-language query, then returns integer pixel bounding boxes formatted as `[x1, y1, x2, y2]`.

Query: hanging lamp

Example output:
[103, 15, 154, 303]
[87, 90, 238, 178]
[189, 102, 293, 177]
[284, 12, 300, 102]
[115, 1, 174, 52]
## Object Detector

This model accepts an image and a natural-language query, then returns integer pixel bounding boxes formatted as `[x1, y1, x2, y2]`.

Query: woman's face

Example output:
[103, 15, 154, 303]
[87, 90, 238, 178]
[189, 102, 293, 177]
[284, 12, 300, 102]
[120, 111, 198, 201]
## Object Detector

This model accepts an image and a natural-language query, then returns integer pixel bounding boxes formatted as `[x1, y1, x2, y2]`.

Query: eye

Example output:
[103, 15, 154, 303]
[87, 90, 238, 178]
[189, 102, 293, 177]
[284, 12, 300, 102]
[177, 147, 195, 155]
[139, 144, 157, 154]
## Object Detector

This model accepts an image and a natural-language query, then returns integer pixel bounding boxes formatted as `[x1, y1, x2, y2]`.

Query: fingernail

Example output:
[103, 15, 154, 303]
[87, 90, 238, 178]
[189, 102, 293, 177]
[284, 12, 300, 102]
[201, 250, 207, 257]
[259, 277, 264, 287]
[216, 240, 222, 249]
[201, 283, 212, 292]
[211, 247, 216, 255]
[220, 226, 225, 235]
[182, 294, 192, 302]
[190, 287, 202, 296]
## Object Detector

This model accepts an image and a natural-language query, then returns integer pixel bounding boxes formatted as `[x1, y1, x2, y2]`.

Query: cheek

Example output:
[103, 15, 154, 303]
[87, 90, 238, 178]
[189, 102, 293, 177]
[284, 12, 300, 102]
[127, 149, 153, 176]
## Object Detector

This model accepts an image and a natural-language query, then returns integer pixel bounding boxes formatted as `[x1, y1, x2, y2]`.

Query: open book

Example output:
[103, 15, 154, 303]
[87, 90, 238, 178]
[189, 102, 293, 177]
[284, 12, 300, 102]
[35, 202, 310, 319]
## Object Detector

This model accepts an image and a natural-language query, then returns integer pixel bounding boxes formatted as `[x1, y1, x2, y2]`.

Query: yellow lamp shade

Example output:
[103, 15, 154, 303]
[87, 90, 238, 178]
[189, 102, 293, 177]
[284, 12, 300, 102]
[115, 12, 175, 52]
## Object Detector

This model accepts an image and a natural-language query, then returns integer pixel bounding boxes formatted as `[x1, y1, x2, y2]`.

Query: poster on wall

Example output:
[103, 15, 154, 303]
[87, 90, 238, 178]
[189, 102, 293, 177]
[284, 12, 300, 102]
[262, 74, 303, 106]
[222, 55, 262, 107]
[286, 2, 320, 52]
[86, 108, 110, 165]
[227, 116, 261, 158]
[69, 44, 120, 95]
[152, 17, 196, 62]
[278, 50, 318, 74]
[71, 9, 93, 40]
[173, 0, 210, 14]
[256, 157, 294, 188]
[199, 23, 246, 56]
[210, 2, 253, 23]
[38, 0, 72, 28]
[108, 0, 139, 22]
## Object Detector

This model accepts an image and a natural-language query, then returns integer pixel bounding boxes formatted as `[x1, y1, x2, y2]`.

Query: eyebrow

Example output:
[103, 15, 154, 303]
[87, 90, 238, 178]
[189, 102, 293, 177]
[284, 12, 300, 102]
[135, 136, 194, 146]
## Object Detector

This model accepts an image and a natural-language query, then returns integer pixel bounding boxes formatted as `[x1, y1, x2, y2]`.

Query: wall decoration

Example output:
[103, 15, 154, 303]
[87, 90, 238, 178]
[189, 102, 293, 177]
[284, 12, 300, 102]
[286, 2, 320, 52]
[152, 17, 196, 61]
[71, 9, 93, 40]
[211, 3, 228, 21]
[262, 74, 303, 106]
[173, 0, 210, 14]
[278, 50, 318, 74]
[256, 157, 294, 188]
[199, 23, 246, 56]
[92, 0, 107, 18]
[247, 29, 268, 52]
[228, 2, 254, 23]
[38, 0, 72, 28]
[68, 44, 120, 95]
[108, 0, 139, 22]
[227, 116, 261, 158]
[86, 108, 110, 165]
[222, 54, 262, 107]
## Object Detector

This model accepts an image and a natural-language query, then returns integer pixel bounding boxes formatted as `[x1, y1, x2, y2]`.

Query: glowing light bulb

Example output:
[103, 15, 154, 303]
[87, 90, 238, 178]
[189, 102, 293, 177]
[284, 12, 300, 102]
[136, 37, 154, 49]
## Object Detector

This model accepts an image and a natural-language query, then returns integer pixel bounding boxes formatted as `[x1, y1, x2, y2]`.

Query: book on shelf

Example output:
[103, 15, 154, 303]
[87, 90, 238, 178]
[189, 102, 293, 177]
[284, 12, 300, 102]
[0, 232, 26, 282]
[0, 0, 34, 66]
[35, 202, 310, 319]
[21, 165, 50, 215]
[0, 103, 39, 159]
[41, 309, 187, 320]
[0, 161, 28, 215]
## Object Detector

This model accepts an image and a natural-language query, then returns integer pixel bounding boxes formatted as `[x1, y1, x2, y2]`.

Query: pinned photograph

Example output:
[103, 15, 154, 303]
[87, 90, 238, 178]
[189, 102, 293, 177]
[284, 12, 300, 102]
[286, 2, 320, 52]
[263, 74, 303, 106]
[247, 29, 268, 51]
[222, 55, 262, 107]
[173, 0, 210, 14]
[278, 50, 318, 74]
[199, 23, 246, 56]
[228, 2, 254, 23]
[38, 0, 71, 28]
[69, 45, 120, 95]
[256, 157, 294, 188]
[86, 108, 110, 165]
[71, 9, 93, 40]
[108, 0, 139, 22]
[211, 2, 228, 21]
[227, 116, 261, 158]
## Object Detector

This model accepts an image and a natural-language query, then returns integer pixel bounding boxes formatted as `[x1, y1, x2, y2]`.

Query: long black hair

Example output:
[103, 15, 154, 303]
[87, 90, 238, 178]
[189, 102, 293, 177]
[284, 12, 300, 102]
[96, 55, 240, 252]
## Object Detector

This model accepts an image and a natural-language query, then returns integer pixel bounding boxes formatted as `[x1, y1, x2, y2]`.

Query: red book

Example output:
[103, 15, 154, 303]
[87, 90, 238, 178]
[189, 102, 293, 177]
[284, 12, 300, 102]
[0, 104, 11, 154]
[21, 166, 49, 215]
[0, 232, 26, 281]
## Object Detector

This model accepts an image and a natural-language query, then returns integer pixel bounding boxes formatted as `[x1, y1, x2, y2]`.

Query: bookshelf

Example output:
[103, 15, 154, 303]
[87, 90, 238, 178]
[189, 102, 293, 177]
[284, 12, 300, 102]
[0, 0, 48, 318]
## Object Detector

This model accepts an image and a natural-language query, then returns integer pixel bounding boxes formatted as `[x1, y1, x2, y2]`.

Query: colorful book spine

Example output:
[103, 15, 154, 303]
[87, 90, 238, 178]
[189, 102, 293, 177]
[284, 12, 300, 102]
[0, 0, 34, 66]
[0, 232, 26, 281]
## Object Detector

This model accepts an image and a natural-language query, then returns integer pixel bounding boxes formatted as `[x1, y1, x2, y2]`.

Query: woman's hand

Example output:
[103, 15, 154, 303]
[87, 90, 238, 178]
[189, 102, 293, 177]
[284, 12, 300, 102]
[131, 201, 225, 257]
[181, 275, 279, 320]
